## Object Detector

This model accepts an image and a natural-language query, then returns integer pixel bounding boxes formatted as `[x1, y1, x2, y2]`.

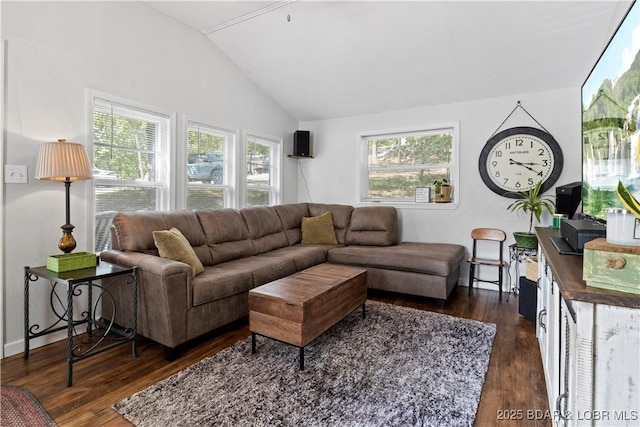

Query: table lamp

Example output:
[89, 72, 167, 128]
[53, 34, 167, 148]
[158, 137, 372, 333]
[35, 139, 93, 253]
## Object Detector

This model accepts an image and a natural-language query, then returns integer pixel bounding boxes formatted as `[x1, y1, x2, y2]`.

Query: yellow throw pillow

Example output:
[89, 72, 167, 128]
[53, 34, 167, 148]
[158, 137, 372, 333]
[152, 228, 205, 277]
[301, 211, 338, 245]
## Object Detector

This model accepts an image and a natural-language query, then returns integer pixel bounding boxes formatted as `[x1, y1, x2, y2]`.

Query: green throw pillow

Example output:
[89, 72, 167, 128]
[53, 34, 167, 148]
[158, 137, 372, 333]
[152, 227, 205, 277]
[301, 211, 338, 245]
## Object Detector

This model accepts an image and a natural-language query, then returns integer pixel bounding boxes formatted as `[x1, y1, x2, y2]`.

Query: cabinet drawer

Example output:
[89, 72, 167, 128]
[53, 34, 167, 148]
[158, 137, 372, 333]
[583, 239, 640, 295]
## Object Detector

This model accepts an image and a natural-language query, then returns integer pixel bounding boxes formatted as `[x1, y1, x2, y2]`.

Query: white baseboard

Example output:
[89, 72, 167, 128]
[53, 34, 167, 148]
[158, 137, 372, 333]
[3, 330, 67, 358]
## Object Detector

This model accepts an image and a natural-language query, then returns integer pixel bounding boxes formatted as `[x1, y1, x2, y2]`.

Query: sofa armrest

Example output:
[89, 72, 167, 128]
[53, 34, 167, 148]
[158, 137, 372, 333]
[100, 250, 192, 348]
[101, 250, 190, 276]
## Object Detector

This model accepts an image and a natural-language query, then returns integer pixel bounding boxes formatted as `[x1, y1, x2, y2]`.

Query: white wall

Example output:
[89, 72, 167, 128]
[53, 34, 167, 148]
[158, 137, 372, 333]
[1, 1, 297, 357]
[299, 88, 582, 282]
[1, 1, 585, 358]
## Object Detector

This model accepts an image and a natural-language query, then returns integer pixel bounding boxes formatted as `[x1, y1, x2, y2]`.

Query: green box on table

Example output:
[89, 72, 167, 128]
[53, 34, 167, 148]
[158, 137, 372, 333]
[46, 252, 97, 272]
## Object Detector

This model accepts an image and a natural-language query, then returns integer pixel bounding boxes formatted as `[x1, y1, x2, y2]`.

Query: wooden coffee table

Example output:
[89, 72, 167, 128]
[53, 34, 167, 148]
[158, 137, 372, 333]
[249, 263, 367, 370]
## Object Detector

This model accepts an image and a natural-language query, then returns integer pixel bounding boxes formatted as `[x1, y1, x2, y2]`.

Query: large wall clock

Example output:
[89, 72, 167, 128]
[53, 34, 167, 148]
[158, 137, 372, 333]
[479, 126, 563, 198]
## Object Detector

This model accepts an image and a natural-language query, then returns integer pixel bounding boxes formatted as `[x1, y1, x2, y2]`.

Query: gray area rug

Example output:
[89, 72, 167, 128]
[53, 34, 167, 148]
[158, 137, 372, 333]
[114, 301, 496, 427]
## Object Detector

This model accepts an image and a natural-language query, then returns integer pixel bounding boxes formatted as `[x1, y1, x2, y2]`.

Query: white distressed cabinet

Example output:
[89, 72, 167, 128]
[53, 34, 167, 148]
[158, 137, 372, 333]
[536, 227, 640, 427]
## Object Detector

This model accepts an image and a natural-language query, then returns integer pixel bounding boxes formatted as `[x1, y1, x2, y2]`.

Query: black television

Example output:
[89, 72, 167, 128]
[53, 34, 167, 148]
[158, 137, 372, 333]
[582, 1, 640, 222]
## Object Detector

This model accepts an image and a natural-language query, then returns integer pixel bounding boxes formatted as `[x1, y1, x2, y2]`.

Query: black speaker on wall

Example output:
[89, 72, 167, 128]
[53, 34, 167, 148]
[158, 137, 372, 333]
[556, 181, 582, 219]
[293, 130, 311, 157]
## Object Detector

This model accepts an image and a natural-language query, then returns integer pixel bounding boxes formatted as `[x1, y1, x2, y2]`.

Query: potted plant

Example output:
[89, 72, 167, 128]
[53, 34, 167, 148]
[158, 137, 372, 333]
[433, 179, 452, 203]
[506, 180, 556, 248]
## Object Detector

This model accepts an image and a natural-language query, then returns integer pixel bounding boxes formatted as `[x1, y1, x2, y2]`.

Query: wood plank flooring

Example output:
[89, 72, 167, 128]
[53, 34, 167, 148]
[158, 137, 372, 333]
[1, 286, 550, 427]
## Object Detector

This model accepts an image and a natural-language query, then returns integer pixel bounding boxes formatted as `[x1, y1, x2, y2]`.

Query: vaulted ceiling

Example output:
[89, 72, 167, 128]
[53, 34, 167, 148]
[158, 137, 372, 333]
[145, 1, 633, 122]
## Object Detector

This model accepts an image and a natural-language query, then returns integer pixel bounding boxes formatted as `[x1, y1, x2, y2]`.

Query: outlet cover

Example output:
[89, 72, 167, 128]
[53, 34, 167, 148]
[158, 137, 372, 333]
[5, 165, 28, 184]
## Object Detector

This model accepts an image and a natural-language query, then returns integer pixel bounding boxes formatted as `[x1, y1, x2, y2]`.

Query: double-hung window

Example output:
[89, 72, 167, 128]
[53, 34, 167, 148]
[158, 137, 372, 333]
[186, 120, 236, 210]
[359, 123, 459, 204]
[91, 94, 172, 251]
[243, 131, 281, 207]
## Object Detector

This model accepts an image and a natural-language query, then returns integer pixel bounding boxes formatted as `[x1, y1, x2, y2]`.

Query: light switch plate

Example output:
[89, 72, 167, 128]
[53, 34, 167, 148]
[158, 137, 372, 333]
[5, 165, 29, 184]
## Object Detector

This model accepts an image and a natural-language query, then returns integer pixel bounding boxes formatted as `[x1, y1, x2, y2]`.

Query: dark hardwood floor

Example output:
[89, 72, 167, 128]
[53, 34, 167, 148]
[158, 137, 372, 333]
[1, 286, 550, 427]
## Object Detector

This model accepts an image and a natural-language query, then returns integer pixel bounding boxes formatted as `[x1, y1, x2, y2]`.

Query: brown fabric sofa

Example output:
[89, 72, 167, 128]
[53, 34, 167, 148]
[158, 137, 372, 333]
[100, 203, 465, 359]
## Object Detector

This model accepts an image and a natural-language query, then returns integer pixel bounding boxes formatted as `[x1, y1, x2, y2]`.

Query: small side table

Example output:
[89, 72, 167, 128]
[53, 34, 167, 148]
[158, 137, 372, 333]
[24, 261, 137, 387]
[507, 244, 537, 300]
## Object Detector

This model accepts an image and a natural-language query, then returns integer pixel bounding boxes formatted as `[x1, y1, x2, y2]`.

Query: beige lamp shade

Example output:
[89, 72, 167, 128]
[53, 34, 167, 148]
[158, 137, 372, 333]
[35, 139, 93, 181]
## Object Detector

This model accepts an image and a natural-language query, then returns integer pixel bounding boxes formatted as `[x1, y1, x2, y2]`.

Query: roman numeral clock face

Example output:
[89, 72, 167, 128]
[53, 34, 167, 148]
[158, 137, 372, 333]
[479, 127, 563, 198]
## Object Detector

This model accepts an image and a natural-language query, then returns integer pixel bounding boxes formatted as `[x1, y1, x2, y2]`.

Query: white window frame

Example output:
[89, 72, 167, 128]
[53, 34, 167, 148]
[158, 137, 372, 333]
[183, 117, 239, 209]
[356, 122, 459, 209]
[87, 90, 176, 251]
[241, 130, 283, 207]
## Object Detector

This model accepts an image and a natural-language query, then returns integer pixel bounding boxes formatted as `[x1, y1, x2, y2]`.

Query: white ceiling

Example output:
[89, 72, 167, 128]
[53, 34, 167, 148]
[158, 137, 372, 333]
[146, 1, 633, 122]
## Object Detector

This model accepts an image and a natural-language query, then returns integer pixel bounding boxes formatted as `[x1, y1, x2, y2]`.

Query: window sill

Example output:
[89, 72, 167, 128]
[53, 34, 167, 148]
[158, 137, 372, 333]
[356, 201, 459, 210]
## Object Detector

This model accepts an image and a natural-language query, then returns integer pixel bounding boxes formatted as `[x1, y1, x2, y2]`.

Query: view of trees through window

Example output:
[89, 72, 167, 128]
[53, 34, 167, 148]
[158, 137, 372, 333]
[92, 98, 170, 251]
[366, 130, 454, 201]
[94, 112, 157, 182]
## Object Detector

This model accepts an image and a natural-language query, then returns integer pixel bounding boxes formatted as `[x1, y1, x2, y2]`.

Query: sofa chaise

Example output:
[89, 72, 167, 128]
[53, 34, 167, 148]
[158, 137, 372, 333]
[100, 203, 465, 359]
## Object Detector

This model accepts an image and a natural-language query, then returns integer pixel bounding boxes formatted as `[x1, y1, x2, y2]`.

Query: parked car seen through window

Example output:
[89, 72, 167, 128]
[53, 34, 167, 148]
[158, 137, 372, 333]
[187, 152, 223, 184]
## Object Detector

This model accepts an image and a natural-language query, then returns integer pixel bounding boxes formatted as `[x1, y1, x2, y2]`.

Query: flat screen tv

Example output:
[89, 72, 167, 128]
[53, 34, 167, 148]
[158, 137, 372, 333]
[582, 1, 640, 222]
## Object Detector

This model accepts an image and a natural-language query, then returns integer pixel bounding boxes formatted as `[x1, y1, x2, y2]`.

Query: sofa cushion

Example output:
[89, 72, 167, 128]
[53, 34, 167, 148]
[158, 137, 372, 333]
[274, 203, 310, 245]
[220, 255, 297, 287]
[327, 242, 465, 277]
[308, 203, 354, 244]
[111, 210, 211, 263]
[152, 228, 205, 278]
[240, 206, 289, 254]
[196, 209, 255, 265]
[191, 266, 254, 306]
[260, 245, 331, 271]
[346, 206, 398, 246]
[302, 211, 338, 245]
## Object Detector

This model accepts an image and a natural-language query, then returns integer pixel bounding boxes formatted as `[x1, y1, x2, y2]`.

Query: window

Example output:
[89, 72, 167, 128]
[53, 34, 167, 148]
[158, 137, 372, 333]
[186, 120, 237, 210]
[91, 94, 173, 251]
[359, 123, 459, 204]
[243, 131, 281, 207]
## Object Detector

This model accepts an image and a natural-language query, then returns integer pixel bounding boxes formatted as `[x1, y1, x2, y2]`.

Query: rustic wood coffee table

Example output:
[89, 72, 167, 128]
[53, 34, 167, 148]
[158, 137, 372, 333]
[249, 263, 367, 370]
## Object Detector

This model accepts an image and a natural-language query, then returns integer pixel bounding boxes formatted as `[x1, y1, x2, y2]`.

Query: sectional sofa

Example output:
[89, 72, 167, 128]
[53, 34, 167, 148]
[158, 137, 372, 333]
[100, 203, 465, 359]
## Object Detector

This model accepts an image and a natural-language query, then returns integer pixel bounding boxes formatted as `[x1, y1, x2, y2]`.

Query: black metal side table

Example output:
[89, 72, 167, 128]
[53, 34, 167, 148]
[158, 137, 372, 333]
[23, 261, 137, 387]
[507, 244, 537, 300]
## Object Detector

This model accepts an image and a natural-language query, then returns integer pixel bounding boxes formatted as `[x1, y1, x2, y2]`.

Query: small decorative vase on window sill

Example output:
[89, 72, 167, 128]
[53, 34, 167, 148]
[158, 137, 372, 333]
[434, 179, 452, 203]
